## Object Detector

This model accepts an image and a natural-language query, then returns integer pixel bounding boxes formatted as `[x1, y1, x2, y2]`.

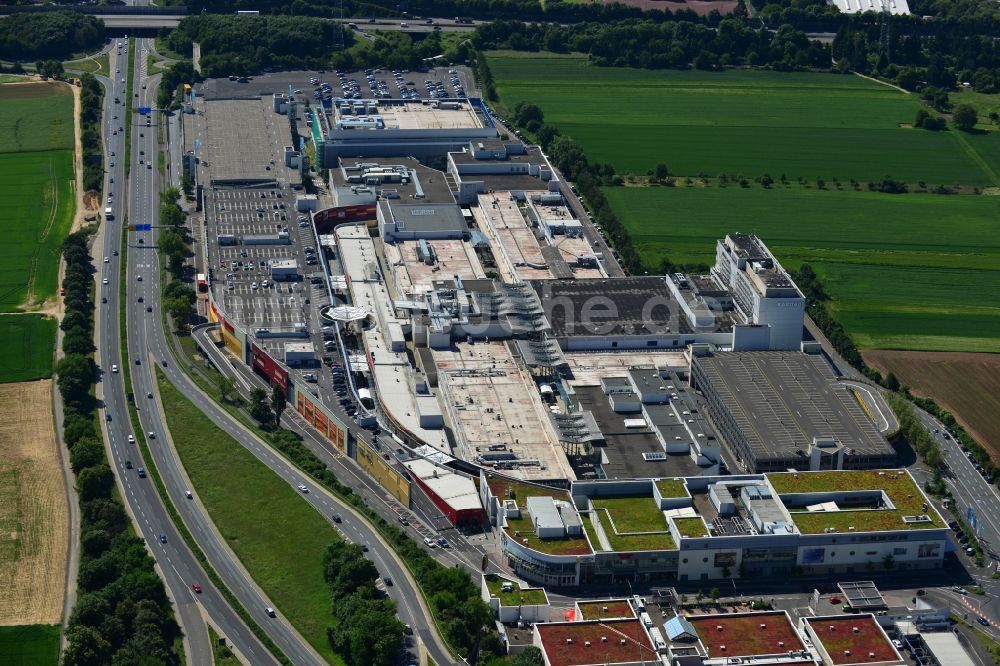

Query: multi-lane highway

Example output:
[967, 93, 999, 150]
[95, 38, 285, 666]
[90, 36, 460, 666]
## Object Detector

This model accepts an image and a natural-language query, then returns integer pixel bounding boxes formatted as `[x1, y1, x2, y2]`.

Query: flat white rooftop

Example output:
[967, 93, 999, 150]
[336, 224, 451, 452]
[474, 191, 553, 281]
[384, 239, 486, 297]
[372, 101, 483, 130]
[563, 351, 688, 387]
[432, 341, 575, 482]
[830, 0, 909, 14]
[404, 458, 482, 512]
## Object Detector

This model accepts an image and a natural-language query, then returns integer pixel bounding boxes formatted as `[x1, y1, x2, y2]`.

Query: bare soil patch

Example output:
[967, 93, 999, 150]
[0, 81, 65, 100]
[864, 350, 1000, 461]
[0, 380, 68, 626]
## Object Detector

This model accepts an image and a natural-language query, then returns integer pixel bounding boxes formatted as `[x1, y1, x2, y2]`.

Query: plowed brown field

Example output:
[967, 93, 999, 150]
[0, 380, 67, 626]
[864, 350, 1000, 462]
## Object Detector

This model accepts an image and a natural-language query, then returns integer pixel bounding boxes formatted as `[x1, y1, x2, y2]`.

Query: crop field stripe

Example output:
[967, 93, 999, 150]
[950, 128, 1000, 184]
[488, 51, 998, 186]
[0, 315, 56, 383]
[0, 624, 61, 666]
[603, 186, 1000, 352]
[0, 151, 75, 310]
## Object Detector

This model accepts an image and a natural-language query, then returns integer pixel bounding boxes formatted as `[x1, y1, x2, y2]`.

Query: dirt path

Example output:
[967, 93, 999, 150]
[853, 71, 910, 94]
[69, 84, 87, 237]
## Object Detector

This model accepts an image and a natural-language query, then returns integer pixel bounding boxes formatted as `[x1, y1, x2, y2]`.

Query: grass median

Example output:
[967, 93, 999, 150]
[155, 368, 344, 665]
[117, 228, 293, 666]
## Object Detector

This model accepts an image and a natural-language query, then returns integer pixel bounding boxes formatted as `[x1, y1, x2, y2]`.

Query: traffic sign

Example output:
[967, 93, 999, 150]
[139, 106, 152, 115]
[134, 224, 152, 231]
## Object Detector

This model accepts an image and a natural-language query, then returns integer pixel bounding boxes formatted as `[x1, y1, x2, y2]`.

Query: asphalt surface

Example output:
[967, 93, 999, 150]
[94, 39, 283, 666]
[113, 40, 461, 663]
[188, 325, 461, 666]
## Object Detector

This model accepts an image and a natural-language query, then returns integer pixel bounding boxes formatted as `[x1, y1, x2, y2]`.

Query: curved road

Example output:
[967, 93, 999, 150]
[118, 37, 460, 665]
[94, 39, 282, 666]
[121, 37, 328, 666]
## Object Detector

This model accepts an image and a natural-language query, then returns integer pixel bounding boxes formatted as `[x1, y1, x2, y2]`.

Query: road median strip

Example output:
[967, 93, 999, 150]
[118, 210, 293, 663]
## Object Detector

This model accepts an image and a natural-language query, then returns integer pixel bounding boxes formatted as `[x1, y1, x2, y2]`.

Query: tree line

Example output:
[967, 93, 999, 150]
[473, 19, 829, 71]
[156, 188, 199, 330]
[80, 73, 104, 193]
[323, 541, 405, 666]
[157, 60, 201, 111]
[0, 12, 104, 60]
[56, 229, 182, 666]
[163, 14, 353, 77]
[177, 0, 695, 25]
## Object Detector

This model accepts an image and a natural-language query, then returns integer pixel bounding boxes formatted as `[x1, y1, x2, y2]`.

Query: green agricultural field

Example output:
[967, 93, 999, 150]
[0, 151, 75, 310]
[0, 82, 76, 311]
[488, 51, 998, 186]
[604, 186, 1000, 351]
[0, 83, 73, 154]
[0, 624, 60, 666]
[156, 372, 344, 665]
[0, 314, 56, 383]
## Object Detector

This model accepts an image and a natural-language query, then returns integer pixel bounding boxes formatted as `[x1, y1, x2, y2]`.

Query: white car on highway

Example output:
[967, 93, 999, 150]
[111, 364, 118, 373]
[297, 484, 309, 493]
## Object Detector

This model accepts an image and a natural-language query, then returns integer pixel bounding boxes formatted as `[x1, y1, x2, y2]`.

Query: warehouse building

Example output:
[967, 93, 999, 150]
[378, 201, 468, 242]
[403, 458, 484, 528]
[313, 98, 499, 166]
[687, 347, 896, 473]
[447, 140, 561, 205]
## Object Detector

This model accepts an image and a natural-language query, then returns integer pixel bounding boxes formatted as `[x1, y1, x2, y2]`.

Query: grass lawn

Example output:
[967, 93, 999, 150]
[592, 496, 668, 533]
[603, 185, 1000, 352]
[0, 315, 56, 382]
[588, 498, 677, 552]
[655, 478, 687, 498]
[64, 52, 109, 75]
[208, 625, 239, 665]
[485, 575, 548, 606]
[155, 372, 344, 665]
[673, 517, 708, 538]
[0, 624, 60, 666]
[488, 51, 998, 186]
[768, 470, 944, 534]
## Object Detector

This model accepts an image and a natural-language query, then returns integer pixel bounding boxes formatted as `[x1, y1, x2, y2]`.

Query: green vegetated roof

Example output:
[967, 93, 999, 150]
[590, 496, 677, 552]
[486, 473, 570, 504]
[767, 470, 945, 534]
[504, 510, 592, 557]
[487, 474, 593, 555]
[485, 575, 548, 606]
[592, 496, 668, 532]
[656, 478, 688, 498]
[673, 517, 709, 538]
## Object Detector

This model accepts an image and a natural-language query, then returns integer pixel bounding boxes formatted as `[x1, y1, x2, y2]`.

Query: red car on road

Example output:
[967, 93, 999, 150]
[191, 583, 202, 594]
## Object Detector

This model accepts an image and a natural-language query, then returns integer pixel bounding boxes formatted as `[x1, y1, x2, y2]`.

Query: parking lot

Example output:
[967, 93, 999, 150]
[311, 66, 471, 102]
[206, 187, 329, 357]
